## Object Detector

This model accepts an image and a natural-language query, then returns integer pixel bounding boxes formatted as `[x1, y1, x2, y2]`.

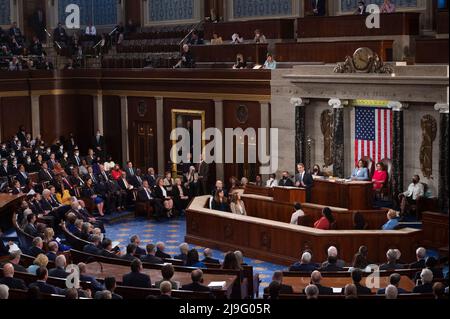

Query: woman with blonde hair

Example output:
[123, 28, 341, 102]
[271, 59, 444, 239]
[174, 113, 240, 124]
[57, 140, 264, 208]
[27, 254, 49, 275]
[230, 193, 247, 216]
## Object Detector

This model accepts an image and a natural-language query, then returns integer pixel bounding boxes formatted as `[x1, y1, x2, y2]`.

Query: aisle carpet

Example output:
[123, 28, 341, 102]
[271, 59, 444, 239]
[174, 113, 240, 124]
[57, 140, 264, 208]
[106, 216, 283, 296]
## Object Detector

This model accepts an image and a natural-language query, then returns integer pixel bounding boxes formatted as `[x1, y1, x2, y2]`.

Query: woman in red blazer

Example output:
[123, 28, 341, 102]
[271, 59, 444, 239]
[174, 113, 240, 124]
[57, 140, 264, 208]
[314, 207, 335, 230]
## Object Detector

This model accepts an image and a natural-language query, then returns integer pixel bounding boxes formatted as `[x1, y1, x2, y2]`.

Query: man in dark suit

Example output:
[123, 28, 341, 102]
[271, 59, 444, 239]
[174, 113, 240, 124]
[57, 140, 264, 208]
[38, 162, 54, 183]
[122, 259, 152, 288]
[8, 250, 27, 273]
[311, 0, 326, 16]
[0, 159, 9, 177]
[70, 149, 82, 167]
[343, 269, 371, 295]
[122, 244, 138, 261]
[409, 247, 427, 269]
[174, 243, 189, 263]
[181, 269, 212, 293]
[320, 256, 344, 272]
[197, 155, 209, 195]
[141, 244, 164, 265]
[92, 131, 106, 158]
[104, 276, 122, 299]
[130, 169, 144, 188]
[78, 262, 105, 292]
[308, 271, 333, 295]
[155, 242, 171, 259]
[412, 269, 434, 294]
[0, 263, 27, 290]
[380, 249, 404, 270]
[53, 22, 68, 45]
[201, 248, 220, 265]
[46, 241, 58, 262]
[83, 235, 102, 255]
[157, 281, 176, 299]
[29, 237, 45, 257]
[294, 163, 314, 202]
[29, 267, 65, 295]
[289, 252, 318, 272]
[130, 235, 146, 256]
[48, 255, 70, 279]
[125, 161, 135, 181]
[263, 271, 294, 295]
[377, 273, 409, 295]
[16, 164, 29, 187]
[24, 214, 39, 238]
[279, 171, 294, 187]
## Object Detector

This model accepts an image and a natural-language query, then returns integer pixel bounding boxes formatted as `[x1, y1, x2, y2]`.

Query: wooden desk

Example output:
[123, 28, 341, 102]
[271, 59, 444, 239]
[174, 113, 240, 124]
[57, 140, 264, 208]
[186, 196, 422, 265]
[297, 13, 420, 38]
[421, 212, 449, 250]
[244, 184, 273, 197]
[311, 179, 373, 211]
[190, 43, 268, 65]
[273, 187, 306, 204]
[85, 262, 236, 298]
[283, 275, 415, 294]
[204, 19, 295, 40]
[275, 40, 394, 63]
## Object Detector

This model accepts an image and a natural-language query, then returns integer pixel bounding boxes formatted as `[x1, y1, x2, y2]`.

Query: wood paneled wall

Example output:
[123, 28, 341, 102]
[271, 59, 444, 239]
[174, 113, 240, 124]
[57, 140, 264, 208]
[0, 97, 32, 142]
[39, 95, 94, 153]
[102, 95, 122, 163]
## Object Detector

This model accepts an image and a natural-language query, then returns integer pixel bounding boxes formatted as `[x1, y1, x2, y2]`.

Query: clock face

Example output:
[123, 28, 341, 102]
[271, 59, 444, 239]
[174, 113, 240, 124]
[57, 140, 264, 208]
[353, 47, 374, 71]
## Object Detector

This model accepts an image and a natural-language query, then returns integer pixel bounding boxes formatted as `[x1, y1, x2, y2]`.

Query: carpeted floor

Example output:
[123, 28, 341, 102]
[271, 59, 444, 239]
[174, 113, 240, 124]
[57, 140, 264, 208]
[106, 216, 283, 296]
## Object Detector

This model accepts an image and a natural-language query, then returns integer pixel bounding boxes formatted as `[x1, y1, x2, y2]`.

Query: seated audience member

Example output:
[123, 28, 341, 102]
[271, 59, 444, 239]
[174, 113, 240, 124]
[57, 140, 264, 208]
[155, 264, 178, 290]
[231, 33, 244, 44]
[212, 180, 227, 197]
[372, 162, 387, 191]
[255, 174, 263, 187]
[155, 242, 171, 259]
[349, 252, 371, 273]
[186, 249, 205, 268]
[351, 160, 369, 181]
[343, 269, 371, 295]
[48, 255, 69, 278]
[385, 284, 398, 299]
[202, 248, 220, 265]
[104, 276, 122, 299]
[95, 290, 112, 299]
[137, 180, 163, 220]
[0, 263, 27, 290]
[305, 284, 320, 299]
[311, 164, 323, 177]
[289, 252, 317, 272]
[290, 202, 305, 225]
[267, 281, 281, 300]
[181, 269, 211, 292]
[382, 209, 400, 230]
[377, 273, 409, 295]
[130, 235, 146, 256]
[24, 214, 39, 237]
[78, 262, 105, 292]
[53, 22, 68, 45]
[230, 193, 247, 216]
[172, 178, 189, 214]
[110, 164, 123, 180]
[0, 284, 8, 299]
[433, 282, 446, 300]
[29, 267, 65, 295]
[399, 175, 424, 216]
[344, 284, 358, 299]
[266, 173, 278, 187]
[174, 44, 195, 69]
[83, 235, 102, 255]
[158, 281, 175, 299]
[232, 53, 247, 69]
[211, 189, 230, 212]
[309, 271, 333, 295]
[380, 0, 396, 13]
[154, 178, 175, 218]
[380, 249, 403, 270]
[9, 250, 27, 273]
[409, 247, 427, 269]
[122, 244, 138, 261]
[279, 171, 294, 187]
[263, 271, 294, 295]
[210, 32, 223, 45]
[414, 257, 444, 281]
[29, 236, 45, 257]
[314, 207, 335, 230]
[122, 259, 151, 288]
[141, 244, 164, 264]
[66, 288, 79, 299]
[82, 178, 105, 216]
[354, 1, 367, 15]
[174, 243, 189, 263]
[100, 238, 120, 258]
[322, 246, 346, 269]
[187, 31, 204, 45]
[254, 29, 267, 44]
[234, 251, 246, 267]
[263, 53, 277, 70]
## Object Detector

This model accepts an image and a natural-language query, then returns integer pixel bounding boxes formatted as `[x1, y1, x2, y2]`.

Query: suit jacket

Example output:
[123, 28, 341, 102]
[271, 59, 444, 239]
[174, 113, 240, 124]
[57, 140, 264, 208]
[16, 172, 29, 186]
[202, 257, 220, 265]
[80, 274, 105, 291]
[48, 267, 69, 279]
[311, 0, 326, 15]
[12, 263, 27, 273]
[122, 271, 152, 288]
[343, 283, 372, 295]
[289, 262, 318, 272]
[279, 177, 294, 187]
[377, 287, 408, 295]
[294, 172, 314, 188]
[122, 254, 138, 262]
[198, 161, 209, 180]
[38, 168, 54, 183]
[137, 188, 155, 202]
[409, 259, 426, 269]
[46, 252, 57, 262]
[264, 283, 294, 295]
[83, 243, 102, 255]
[413, 283, 433, 294]
[0, 276, 27, 290]
[130, 175, 144, 188]
[141, 254, 163, 265]
[125, 167, 135, 180]
[29, 280, 64, 295]
[24, 223, 39, 238]
[92, 135, 105, 150]
[320, 263, 344, 272]
[174, 253, 188, 263]
[155, 249, 171, 260]
[309, 284, 333, 295]
[181, 282, 212, 292]
[135, 246, 146, 256]
[144, 174, 157, 188]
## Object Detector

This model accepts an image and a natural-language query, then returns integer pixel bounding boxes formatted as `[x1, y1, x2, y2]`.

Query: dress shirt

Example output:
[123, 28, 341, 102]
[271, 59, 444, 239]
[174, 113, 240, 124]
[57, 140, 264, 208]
[403, 183, 424, 200]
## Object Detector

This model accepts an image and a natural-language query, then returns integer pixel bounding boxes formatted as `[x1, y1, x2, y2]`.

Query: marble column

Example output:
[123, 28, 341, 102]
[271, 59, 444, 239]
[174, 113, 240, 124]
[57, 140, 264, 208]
[214, 99, 224, 181]
[31, 95, 41, 139]
[329, 99, 345, 178]
[435, 103, 449, 213]
[155, 96, 165, 175]
[93, 93, 104, 134]
[389, 101, 406, 197]
[291, 98, 309, 167]
[120, 96, 129, 166]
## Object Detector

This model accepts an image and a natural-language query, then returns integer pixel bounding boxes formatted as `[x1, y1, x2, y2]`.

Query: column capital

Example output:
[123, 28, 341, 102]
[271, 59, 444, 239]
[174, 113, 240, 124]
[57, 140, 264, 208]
[388, 101, 408, 112]
[328, 98, 347, 109]
[154, 96, 164, 102]
[290, 97, 309, 107]
[434, 103, 449, 114]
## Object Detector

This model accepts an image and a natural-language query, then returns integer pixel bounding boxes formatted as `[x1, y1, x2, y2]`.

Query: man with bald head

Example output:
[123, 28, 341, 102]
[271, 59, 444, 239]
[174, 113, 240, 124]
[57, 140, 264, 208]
[181, 269, 211, 292]
[0, 263, 27, 290]
[409, 247, 427, 269]
[48, 255, 69, 278]
[308, 270, 333, 295]
[201, 248, 220, 265]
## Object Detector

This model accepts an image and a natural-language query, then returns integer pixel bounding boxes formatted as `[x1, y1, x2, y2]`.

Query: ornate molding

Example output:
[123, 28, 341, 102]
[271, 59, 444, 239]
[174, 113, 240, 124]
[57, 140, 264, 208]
[434, 103, 449, 114]
[328, 98, 348, 109]
[334, 48, 394, 74]
[388, 101, 408, 112]
[290, 97, 310, 107]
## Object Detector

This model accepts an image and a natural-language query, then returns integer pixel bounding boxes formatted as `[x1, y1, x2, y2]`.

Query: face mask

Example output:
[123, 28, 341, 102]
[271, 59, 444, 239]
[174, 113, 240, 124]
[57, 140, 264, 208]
[75, 153, 80, 157]
[35, 150, 39, 154]
[64, 154, 68, 158]
[27, 159, 31, 164]
[46, 150, 51, 154]
[11, 153, 15, 157]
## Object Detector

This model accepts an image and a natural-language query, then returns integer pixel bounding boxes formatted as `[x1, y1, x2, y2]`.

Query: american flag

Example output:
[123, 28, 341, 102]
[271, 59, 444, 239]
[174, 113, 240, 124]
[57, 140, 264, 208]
[355, 107, 393, 165]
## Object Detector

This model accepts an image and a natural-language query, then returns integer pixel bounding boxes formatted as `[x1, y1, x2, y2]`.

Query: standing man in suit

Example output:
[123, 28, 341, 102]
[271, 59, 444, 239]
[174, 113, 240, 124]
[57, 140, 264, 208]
[125, 161, 135, 181]
[122, 259, 152, 288]
[92, 130, 106, 160]
[312, 0, 326, 16]
[197, 154, 209, 195]
[294, 163, 314, 202]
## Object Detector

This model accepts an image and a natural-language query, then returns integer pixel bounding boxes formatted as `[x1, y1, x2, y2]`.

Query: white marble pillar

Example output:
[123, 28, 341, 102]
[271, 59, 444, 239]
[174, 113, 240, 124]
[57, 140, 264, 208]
[120, 96, 129, 166]
[93, 93, 104, 134]
[31, 95, 41, 139]
[214, 99, 224, 181]
[155, 96, 165, 175]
